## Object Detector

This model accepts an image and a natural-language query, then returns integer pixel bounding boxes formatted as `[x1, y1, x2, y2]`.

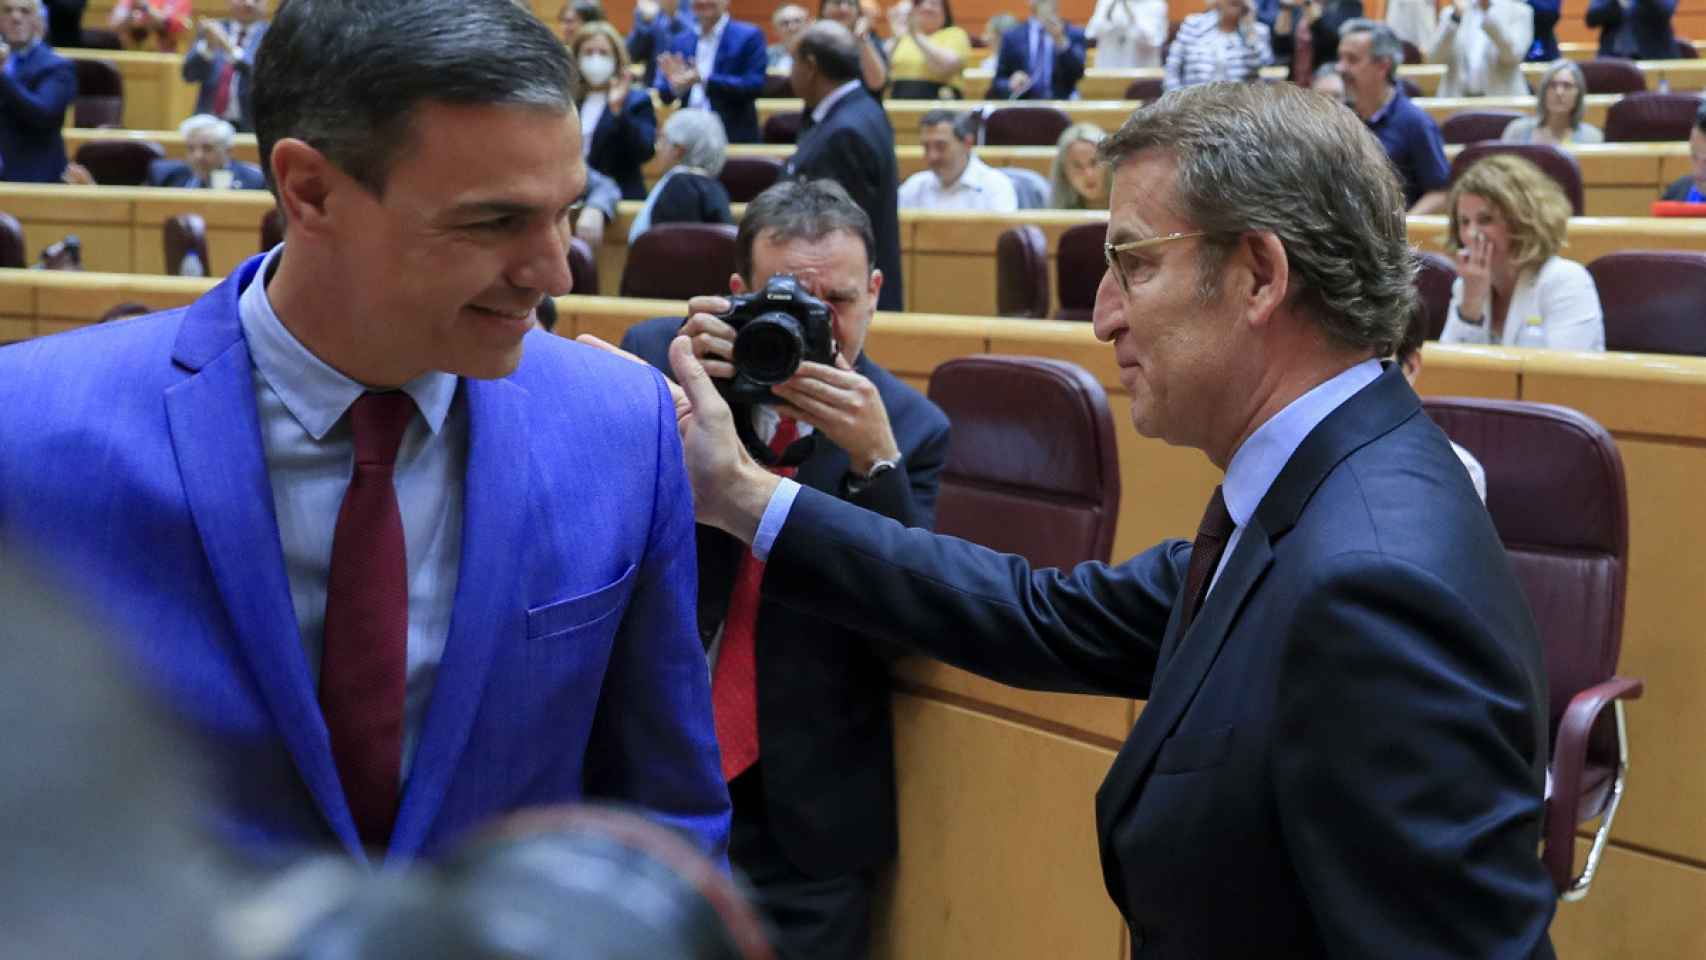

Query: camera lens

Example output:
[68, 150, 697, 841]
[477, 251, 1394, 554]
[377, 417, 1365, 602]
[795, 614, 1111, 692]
[733, 311, 807, 385]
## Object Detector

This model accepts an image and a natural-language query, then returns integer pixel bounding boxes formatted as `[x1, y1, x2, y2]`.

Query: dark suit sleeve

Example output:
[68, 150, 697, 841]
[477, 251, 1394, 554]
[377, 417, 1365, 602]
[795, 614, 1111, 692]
[1052, 26, 1088, 98]
[764, 485, 1183, 698]
[705, 26, 768, 100]
[1661, 174, 1694, 201]
[610, 90, 658, 174]
[1584, 0, 1619, 28]
[1633, 0, 1676, 24]
[181, 44, 215, 83]
[699, 178, 733, 224]
[847, 409, 948, 531]
[1271, 552, 1555, 958]
[0, 58, 75, 129]
[988, 31, 1020, 99]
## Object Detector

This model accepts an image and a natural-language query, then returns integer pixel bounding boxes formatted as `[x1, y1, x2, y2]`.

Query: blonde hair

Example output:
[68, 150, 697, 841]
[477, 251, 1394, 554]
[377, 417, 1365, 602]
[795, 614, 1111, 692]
[1050, 122, 1107, 209]
[570, 21, 630, 73]
[1446, 154, 1570, 273]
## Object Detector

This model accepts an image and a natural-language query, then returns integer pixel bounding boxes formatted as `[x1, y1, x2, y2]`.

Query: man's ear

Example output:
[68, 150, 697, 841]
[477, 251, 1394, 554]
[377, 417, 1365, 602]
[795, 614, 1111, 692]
[867, 268, 884, 305]
[729, 273, 749, 295]
[1240, 231, 1290, 330]
[269, 138, 339, 240]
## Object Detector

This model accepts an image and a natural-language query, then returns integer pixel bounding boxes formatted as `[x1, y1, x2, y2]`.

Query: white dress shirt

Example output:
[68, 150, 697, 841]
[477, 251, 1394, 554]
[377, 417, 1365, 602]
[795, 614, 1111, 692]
[689, 13, 729, 111]
[810, 78, 863, 124]
[897, 153, 1019, 212]
[238, 245, 467, 779]
[579, 93, 607, 157]
[1438, 256, 1605, 351]
[1427, 0, 1534, 98]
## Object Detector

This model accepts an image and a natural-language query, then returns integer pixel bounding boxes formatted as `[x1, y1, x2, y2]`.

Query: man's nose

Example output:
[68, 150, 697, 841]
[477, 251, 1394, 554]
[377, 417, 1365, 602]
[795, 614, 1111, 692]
[512, 222, 575, 298]
[1090, 270, 1125, 344]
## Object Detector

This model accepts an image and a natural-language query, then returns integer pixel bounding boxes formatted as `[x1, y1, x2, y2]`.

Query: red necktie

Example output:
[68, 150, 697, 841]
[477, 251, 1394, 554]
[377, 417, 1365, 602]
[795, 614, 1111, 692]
[211, 25, 245, 118]
[320, 391, 415, 850]
[1179, 485, 1235, 632]
[711, 417, 799, 782]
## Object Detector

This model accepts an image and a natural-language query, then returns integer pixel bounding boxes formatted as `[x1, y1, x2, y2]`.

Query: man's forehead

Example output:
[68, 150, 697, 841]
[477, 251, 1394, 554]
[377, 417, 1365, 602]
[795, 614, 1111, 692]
[1107, 154, 1182, 241]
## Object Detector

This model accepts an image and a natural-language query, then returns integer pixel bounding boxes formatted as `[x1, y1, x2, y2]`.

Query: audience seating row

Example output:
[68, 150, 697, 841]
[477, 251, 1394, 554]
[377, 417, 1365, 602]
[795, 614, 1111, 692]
[60, 49, 200, 132]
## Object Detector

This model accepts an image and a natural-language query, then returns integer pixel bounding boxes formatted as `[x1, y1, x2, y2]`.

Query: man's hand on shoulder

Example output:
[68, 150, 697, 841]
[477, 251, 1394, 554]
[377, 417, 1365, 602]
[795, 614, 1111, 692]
[771, 354, 901, 475]
[668, 335, 779, 541]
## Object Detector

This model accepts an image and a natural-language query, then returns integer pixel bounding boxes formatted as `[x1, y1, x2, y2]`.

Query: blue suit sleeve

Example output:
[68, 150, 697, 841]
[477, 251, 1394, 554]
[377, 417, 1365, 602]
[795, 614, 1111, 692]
[988, 31, 1020, 99]
[0, 58, 76, 129]
[1053, 26, 1088, 98]
[705, 26, 767, 100]
[1412, 115, 1451, 193]
[581, 370, 730, 863]
[1584, 0, 1619, 28]
[1633, 0, 1676, 24]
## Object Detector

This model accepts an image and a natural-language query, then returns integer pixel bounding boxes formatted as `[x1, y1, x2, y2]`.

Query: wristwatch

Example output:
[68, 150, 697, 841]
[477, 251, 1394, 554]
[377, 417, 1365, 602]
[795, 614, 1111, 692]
[844, 455, 902, 496]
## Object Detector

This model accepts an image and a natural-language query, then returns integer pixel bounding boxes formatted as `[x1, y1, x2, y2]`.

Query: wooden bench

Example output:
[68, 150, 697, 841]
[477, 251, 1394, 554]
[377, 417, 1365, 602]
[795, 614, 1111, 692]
[0, 184, 273, 276]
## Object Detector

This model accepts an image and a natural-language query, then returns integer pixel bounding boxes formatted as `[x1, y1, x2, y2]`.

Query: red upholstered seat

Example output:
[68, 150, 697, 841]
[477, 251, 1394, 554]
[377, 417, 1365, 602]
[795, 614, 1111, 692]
[995, 225, 1050, 318]
[1414, 249, 1458, 340]
[1442, 109, 1525, 145]
[1450, 142, 1584, 215]
[1124, 77, 1163, 101]
[0, 212, 25, 269]
[619, 223, 738, 301]
[163, 214, 209, 276]
[1603, 92, 1704, 142]
[761, 111, 802, 145]
[717, 156, 783, 203]
[73, 139, 164, 186]
[1587, 250, 1706, 355]
[567, 236, 599, 297]
[1054, 221, 1107, 323]
[1577, 57, 1647, 94]
[72, 59, 124, 128]
[926, 355, 1121, 567]
[1422, 398, 1641, 901]
[981, 106, 1073, 147]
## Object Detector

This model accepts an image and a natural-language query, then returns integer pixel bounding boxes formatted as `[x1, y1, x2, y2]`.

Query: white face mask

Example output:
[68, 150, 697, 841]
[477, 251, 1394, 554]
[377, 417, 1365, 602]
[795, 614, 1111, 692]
[579, 53, 616, 87]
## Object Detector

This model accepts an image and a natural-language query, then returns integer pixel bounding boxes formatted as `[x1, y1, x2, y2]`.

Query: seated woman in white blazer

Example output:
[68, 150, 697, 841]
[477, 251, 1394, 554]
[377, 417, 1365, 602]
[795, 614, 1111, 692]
[1425, 0, 1533, 98]
[1439, 154, 1605, 351]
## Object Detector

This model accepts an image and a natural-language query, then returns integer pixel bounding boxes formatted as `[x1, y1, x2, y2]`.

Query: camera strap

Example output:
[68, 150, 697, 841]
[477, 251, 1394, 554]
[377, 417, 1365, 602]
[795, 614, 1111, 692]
[731, 403, 816, 469]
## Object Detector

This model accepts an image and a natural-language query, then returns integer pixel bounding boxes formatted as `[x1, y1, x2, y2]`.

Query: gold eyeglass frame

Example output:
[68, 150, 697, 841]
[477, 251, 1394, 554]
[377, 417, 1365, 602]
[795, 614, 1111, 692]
[1103, 231, 1209, 293]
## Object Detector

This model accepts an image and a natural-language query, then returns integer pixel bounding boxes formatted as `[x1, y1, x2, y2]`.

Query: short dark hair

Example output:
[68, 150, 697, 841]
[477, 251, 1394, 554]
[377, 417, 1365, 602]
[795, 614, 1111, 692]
[1695, 98, 1706, 134]
[735, 179, 876, 282]
[920, 108, 977, 141]
[254, 0, 574, 196]
[568, 0, 604, 22]
[795, 20, 863, 84]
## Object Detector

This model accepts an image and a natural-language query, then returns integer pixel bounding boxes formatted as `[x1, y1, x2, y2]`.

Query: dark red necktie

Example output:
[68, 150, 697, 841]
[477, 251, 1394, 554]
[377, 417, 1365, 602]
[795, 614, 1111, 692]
[1179, 485, 1235, 631]
[320, 391, 414, 850]
[211, 25, 246, 118]
[711, 417, 799, 782]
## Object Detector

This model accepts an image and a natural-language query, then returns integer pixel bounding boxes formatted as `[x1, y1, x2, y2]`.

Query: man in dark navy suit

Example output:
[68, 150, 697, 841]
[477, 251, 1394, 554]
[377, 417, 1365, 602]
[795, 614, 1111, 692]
[653, 0, 767, 143]
[0, 0, 75, 183]
[615, 178, 948, 960]
[662, 81, 1558, 958]
[784, 21, 903, 313]
[989, 0, 1087, 100]
[1585, 0, 1677, 59]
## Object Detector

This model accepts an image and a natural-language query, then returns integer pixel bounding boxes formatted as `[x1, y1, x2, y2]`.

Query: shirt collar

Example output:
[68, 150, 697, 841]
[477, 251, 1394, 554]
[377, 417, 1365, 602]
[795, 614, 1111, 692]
[811, 79, 863, 123]
[938, 152, 989, 190]
[237, 244, 458, 441]
[699, 12, 729, 40]
[1366, 84, 1402, 125]
[1220, 358, 1383, 528]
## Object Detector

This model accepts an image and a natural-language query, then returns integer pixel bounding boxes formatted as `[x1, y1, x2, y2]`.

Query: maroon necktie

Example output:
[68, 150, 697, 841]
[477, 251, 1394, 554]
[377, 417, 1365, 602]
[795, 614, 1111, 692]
[320, 391, 414, 850]
[211, 25, 246, 118]
[711, 417, 799, 782]
[1179, 485, 1235, 631]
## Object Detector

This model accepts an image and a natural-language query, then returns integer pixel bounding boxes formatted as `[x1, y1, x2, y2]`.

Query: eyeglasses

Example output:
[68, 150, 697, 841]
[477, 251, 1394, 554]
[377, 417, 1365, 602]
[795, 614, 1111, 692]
[1103, 231, 1208, 294]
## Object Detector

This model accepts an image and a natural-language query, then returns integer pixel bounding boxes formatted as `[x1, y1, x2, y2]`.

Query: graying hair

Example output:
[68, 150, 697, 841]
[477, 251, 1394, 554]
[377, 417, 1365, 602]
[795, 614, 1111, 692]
[178, 114, 236, 150]
[1535, 59, 1588, 130]
[1099, 81, 1417, 357]
[662, 109, 729, 176]
[1339, 17, 1403, 84]
[735, 178, 875, 282]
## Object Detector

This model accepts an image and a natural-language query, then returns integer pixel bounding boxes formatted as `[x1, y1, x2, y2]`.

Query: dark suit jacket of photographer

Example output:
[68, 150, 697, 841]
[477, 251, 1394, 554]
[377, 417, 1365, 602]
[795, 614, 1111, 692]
[621, 315, 950, 878]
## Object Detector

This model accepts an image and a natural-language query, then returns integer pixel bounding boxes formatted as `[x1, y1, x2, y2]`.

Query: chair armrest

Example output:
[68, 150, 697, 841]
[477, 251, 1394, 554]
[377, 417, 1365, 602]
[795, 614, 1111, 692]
[1544, 675, 1644, 894]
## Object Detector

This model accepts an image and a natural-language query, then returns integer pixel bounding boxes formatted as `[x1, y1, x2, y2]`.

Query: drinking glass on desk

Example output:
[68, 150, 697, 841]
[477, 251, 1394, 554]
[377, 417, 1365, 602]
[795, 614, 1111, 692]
[210, 168, 234, 190]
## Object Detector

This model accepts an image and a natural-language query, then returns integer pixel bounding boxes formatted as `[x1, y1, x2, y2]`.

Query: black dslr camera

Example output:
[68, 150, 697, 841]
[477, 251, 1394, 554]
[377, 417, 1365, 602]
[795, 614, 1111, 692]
[717, 274, 836, 405]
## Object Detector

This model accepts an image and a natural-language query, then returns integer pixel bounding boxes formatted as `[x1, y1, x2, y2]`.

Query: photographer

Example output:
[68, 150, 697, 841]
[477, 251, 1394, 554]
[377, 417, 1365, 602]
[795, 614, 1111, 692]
[616, 178, 948, 960]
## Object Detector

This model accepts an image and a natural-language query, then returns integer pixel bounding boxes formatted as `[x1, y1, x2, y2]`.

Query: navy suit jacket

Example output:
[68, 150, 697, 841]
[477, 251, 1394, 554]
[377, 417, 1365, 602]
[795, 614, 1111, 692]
[653, 19, 768, 143]
[621, 316, 949, 876]
[181, 20, 269, 132]
[1585, 0, 1677, 58]
[0, 257, 730, 866]
[0, 42, 75, 183]
[146, 158, 267, 189]
[784, 88, 904, 312]
[988, 21, 1088, 100]
[759, 365, 1557, 957]
[587, 88, 657, 201]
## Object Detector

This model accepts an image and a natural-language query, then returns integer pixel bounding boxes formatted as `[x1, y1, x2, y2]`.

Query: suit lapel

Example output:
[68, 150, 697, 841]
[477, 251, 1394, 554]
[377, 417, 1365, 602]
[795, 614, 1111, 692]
[163, 259, 364, 856]
[387, 376, 529, 860]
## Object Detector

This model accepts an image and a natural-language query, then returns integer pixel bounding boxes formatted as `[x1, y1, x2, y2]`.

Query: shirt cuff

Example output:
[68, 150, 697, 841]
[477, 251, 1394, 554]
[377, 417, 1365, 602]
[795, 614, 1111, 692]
[751, 477, 803, 562]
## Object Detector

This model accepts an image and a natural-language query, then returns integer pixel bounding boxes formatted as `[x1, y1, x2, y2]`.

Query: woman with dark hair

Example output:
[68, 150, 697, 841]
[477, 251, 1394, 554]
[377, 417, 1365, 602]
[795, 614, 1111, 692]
[818, 0, 890, 92]
[570, 21, 656, 200]
[885, 0, 972, 99]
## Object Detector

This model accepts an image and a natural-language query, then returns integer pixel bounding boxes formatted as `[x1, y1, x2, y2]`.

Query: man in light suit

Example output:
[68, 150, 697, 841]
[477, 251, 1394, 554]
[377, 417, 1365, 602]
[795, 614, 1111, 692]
[784, 22, 903, 312]
[181, 0, 269, 132]
[989, 0, 1088, 100]
[1426, 0, 1534, 98]
[0, 0, 727, 866]
[148, 113, 266, 187]
[663, 81, 1558, 956]
[653, 0, 768, 143]
[0, 0, 75, 183]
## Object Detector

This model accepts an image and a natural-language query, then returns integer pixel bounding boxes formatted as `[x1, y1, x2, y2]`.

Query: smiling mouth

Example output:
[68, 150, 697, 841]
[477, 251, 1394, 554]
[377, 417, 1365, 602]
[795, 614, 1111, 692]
[468, 304, 535, 323]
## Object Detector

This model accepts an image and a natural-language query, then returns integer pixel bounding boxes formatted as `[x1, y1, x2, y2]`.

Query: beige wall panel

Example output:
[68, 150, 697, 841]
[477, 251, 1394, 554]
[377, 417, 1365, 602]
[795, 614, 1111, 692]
[893, 658, 1136, 743]
[1412, 344, 1525, 399]
[1520, 351, 1706, 439]
[1549, 842, 1706, 959]
[864, 314, 990, 377]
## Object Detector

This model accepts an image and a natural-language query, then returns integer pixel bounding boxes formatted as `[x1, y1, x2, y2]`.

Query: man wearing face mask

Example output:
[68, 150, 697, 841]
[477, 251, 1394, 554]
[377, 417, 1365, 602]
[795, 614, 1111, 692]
[572, 21, 656, 200]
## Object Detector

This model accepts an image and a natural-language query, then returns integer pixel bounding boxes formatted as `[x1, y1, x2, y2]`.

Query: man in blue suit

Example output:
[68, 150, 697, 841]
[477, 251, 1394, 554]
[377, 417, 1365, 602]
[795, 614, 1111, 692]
[0, 0, 75, 183]
[180, 0, 270, 133]
[654, 0, 768, 144]
[989, 0, 1087, 100]
[666, 81, 1558, 957]
[0, 0, 728, 866]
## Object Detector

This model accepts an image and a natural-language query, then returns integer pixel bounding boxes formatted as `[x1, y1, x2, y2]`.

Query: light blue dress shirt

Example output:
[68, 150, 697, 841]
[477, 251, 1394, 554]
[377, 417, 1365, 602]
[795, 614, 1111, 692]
[238, 244, 466, 779]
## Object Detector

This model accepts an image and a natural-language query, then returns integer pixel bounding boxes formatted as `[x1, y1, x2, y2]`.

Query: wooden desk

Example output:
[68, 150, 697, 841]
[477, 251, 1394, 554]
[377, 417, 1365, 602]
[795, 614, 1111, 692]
[0, 184, 272, 276]
[62, 128, 264, 166]
[60, 48, 201, 131]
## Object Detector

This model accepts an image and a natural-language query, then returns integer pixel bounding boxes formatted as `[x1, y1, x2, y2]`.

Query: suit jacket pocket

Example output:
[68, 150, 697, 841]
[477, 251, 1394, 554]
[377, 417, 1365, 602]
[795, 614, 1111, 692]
[1152, 724, 1234, 776]
[526, 564, 638, 639]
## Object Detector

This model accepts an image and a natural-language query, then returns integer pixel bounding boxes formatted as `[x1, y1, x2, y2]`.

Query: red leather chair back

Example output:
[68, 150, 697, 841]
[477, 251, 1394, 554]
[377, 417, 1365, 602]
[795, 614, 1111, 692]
[927, 356, 1121, 567]
[762, 111, 802, 145]
[1450, 142, 1584, 215]
[1414, 249, 1458, 340]
[260, 207, 284, 252]
[1578, 57, 1647, 94]
[982, 106, 1072, 147]
[0, 212, 25, 269]
[1401, 39, 1424, 64]
[72, 59, 124, 128]
[1603, 92, 1704, 142]
[995, 225, 1050, 318]
[1442, 109, 1524, 145]
[718, 156, 783, 203]
[1587, 250, 1706, 355]
[163, 214, 209, 276]
[567, 236, 599, 297]
[762, 73, 794, 98]
[73, 139, 165, 186]
[1123, 77, 1162, 101]
[619, 223, 739, 301]
[1054, 221, 1107, 322]
[76, 28, 123, 49]
[1677, 39, 1699, 58]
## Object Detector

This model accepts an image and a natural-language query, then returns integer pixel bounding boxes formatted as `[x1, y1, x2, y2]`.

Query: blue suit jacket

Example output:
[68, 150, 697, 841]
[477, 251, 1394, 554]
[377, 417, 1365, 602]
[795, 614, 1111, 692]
[760, 365, 1557, 957]
[588, 88, 657, 201]
[653, 19, 768, 143]
[988, 21, 1088, 100]
[0, 257, 730, 865]
[146, 158, 268, 189]
[0, 42, 75, 183]
[180, 20, 269, 132]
